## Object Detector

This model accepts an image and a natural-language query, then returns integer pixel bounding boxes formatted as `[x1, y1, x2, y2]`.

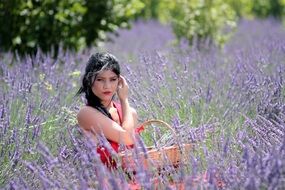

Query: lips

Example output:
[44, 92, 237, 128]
[103, 91, 112, 95]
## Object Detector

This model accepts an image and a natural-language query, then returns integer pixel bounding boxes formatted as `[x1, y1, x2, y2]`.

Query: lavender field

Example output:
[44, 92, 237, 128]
[1, 19, 285, 189]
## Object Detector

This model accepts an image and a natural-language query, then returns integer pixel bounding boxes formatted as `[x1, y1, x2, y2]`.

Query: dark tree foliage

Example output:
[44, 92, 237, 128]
[252, 0, 285, 19]
[0, 0, 143, 56]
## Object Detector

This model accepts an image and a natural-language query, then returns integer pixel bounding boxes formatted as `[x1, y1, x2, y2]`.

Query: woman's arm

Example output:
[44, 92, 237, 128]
[117, 76, 137, 132]
[120, 99, 136, 132]
[77, 106, 135, 145]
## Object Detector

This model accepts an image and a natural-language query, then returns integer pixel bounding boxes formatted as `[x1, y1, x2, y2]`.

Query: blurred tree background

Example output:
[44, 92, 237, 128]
[0, 0, 144, 55]
[0, 0, 285, 55]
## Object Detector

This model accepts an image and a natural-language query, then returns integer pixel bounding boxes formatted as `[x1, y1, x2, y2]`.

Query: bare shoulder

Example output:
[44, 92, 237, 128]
[77, 105, 96, 118]
[77, 106, 100, 130]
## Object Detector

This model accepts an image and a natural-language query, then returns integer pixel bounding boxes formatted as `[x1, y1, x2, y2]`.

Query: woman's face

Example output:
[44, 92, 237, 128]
[92, 69, 119, 106]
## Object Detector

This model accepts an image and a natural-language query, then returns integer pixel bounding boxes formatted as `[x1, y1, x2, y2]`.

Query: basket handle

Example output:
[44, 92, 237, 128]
[136, 119, 178, 141]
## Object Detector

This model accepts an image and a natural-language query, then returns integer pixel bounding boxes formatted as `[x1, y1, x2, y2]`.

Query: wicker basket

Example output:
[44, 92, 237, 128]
[119, 119, 192, 170]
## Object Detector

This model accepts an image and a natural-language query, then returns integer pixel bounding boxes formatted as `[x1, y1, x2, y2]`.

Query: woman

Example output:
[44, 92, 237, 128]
[76, 52, 139, 167]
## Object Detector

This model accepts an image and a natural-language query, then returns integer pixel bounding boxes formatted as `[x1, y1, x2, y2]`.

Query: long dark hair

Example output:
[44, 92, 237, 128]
[77, 52, 120, 119]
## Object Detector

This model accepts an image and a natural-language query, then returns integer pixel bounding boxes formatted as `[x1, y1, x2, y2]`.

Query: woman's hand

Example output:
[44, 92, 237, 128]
[117, 75, 129, 101]
[117, 75, 137, 133]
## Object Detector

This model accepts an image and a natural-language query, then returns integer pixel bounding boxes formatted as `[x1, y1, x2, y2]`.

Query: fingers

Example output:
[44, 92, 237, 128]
[117, 75, 129, 101]
[118, 76, 123, 89]
[118, 79, 123, 89]
[119, 75, 128, 87]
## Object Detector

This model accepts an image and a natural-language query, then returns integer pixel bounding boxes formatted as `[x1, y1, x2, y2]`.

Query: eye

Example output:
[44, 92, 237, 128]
[96, 78, 103, 81]
[111, 78, 118, 81]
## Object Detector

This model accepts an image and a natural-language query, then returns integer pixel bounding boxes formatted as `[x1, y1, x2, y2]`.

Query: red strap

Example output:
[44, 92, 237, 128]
[112, 101, 123, 124]
[113, 101, 145, 134]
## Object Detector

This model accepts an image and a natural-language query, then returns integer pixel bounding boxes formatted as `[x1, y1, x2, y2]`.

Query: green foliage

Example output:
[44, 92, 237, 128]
[0, 0, 144, 55]
[169, 0, 237, 47]
[138, 0, 175, 22]
[227, 0, 285, 19]
[1, 0, 284, 55]
[226, 0, 254, 18]
[139, 0, 285, 48]
[251, 0, 285, 19]
[138, 0, 237, 47]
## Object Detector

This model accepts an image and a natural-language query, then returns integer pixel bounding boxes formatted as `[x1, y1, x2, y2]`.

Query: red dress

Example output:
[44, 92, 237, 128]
[96, 102, 143, 168]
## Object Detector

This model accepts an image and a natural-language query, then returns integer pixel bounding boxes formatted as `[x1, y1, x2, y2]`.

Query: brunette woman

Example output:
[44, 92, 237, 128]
[76, 52, 139, 167]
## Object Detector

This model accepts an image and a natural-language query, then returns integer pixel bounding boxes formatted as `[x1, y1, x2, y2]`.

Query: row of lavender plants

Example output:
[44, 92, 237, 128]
[1, 19, 285, 189]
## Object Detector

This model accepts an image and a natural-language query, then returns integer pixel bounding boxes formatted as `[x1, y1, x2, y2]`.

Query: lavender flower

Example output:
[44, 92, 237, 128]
[1, 19, 285, 189]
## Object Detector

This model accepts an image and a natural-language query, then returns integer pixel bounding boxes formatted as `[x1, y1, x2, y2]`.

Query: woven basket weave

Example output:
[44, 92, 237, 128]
[119, 119, 192, 170]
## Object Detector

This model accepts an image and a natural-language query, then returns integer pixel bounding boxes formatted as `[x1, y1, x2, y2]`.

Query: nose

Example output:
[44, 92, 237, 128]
[103, 80, 111, 89]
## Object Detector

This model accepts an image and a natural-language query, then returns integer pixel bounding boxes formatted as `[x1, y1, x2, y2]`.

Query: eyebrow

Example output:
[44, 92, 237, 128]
[96, 75, 118, 79]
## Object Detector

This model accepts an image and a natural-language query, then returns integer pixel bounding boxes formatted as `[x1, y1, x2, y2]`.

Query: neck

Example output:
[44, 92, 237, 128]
[102, 100, 113, 109]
